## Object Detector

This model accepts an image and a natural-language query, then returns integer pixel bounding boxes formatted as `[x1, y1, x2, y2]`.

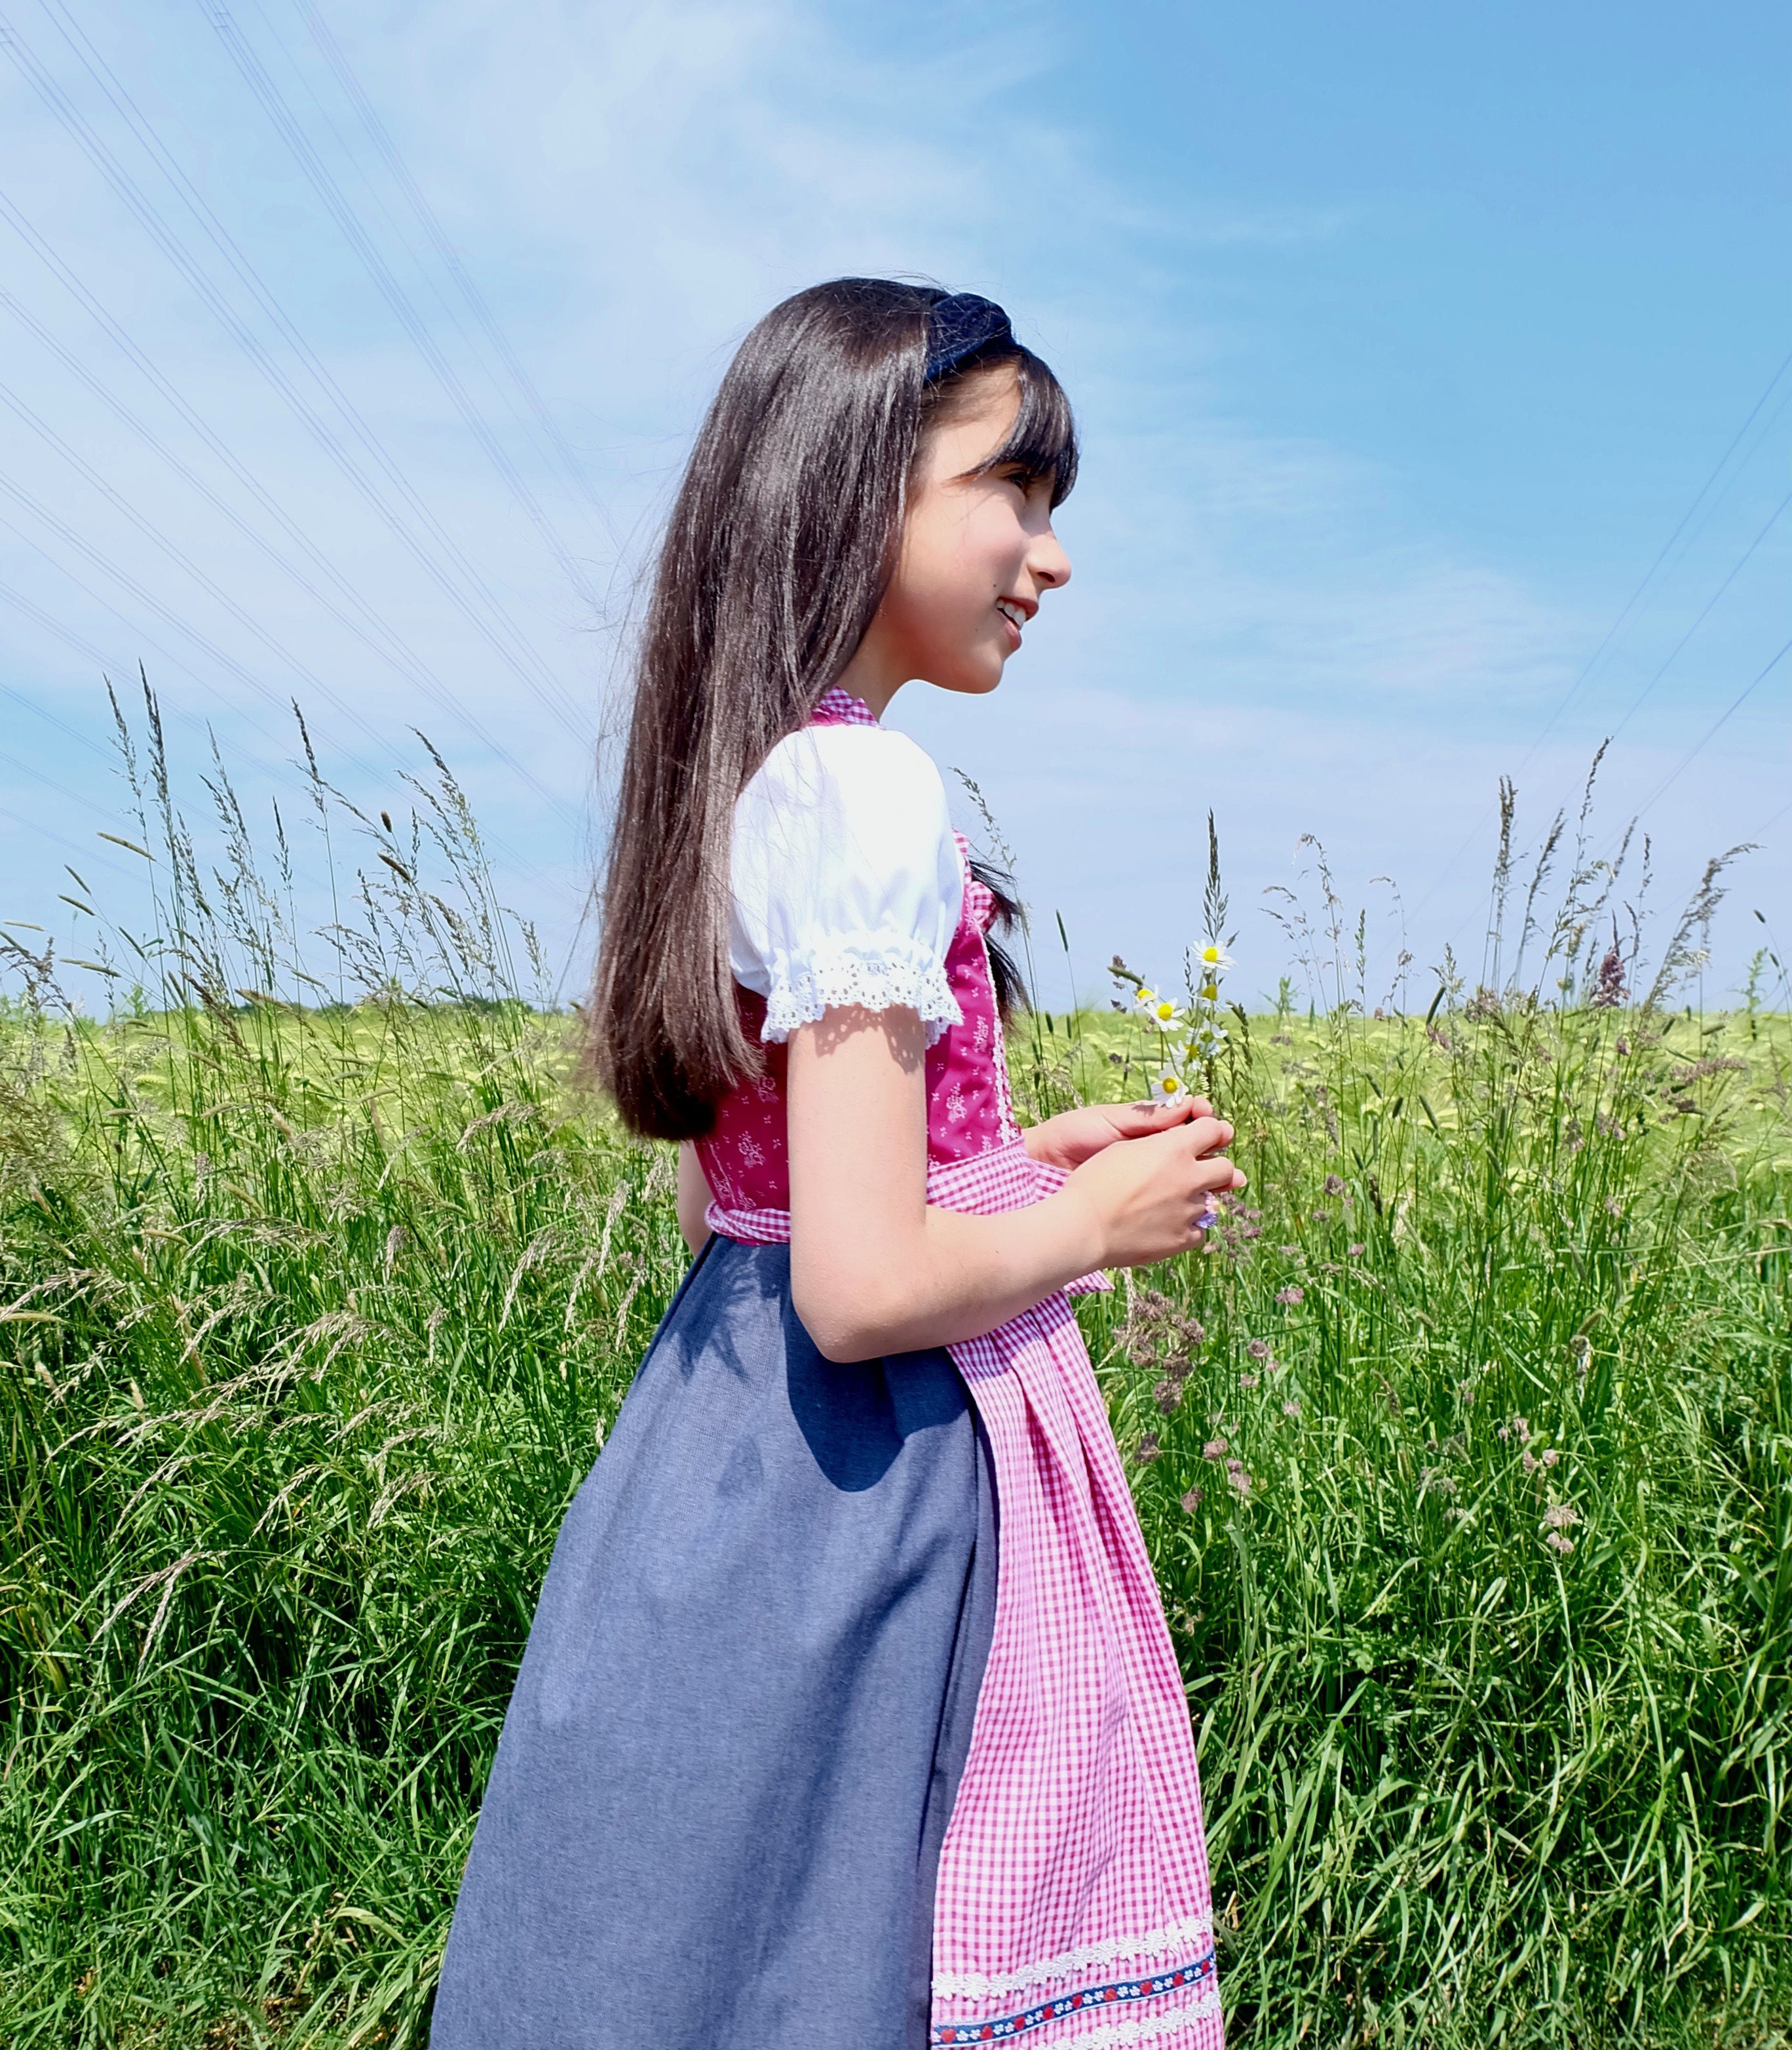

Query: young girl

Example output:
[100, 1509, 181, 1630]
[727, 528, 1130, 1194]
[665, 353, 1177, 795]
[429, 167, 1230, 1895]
[432, 279, 1243, 2050]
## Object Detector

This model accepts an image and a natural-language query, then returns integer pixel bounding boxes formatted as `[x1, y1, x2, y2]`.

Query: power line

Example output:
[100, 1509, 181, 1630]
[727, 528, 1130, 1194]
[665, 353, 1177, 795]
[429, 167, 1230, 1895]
[0, 802, 138, 882]
[1408, 353, 1792, 921]
[0, 7, 596, 745]
[0, 562, 579, 900]
[0, 467, 429, 796]
[0, 744, 119, 819]
[0, 673, 117, 764]
[0, 363, 582, 826]
[1616, 639, 1791, 835]
[1433, 485, 1792, 965]
[199, 0, 607, 636]
[1603, 492, 1789, 746]
[0, 547, 322, 775]
[283, 0, 620, 541]
[1, 280, 587, 798]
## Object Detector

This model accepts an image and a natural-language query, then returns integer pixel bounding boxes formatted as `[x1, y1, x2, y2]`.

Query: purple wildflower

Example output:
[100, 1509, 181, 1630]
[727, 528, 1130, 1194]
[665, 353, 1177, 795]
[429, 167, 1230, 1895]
[1276, 1285, 1304, 1307]
[1239, 1374, 1259, 1391]
[1282, 1399, 1301, 1418]
[1181, 1487, 1204, 1512]
[1135, 1435, 1161, 1465]
[1246, 1338, 1271, 1361]
[1203, 1437, 1228, 1460]
[1347, 1243, 1365, 1258]
[1324, 1174, 1346, 1197]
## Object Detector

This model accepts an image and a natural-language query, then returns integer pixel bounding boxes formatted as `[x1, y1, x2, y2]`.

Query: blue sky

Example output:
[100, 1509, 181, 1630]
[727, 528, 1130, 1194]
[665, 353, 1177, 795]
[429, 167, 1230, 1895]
[1, 0, 1786, 1011]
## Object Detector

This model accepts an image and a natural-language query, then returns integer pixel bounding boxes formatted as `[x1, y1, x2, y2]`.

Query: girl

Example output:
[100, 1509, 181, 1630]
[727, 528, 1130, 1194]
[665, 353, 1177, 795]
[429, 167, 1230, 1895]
[432, 280, 1242, 2050]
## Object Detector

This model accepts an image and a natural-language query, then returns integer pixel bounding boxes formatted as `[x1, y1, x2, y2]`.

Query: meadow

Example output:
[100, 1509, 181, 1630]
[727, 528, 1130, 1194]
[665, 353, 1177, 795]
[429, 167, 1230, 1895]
[1, 706, 1787, 2047]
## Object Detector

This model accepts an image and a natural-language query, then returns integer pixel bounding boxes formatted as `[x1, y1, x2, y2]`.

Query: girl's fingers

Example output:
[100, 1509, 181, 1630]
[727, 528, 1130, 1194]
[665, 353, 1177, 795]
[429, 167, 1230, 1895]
[1189, 1156, 1243, 1191]
[1183, 1116, 1234, 1157]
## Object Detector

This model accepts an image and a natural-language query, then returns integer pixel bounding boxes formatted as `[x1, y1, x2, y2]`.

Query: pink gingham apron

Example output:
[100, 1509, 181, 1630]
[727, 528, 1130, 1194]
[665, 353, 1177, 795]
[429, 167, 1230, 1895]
[702, 690, 1222, 2049]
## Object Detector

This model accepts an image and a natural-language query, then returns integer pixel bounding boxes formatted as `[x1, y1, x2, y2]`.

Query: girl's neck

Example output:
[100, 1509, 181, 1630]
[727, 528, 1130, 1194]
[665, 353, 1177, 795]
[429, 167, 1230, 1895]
[831, 629, 907, 721]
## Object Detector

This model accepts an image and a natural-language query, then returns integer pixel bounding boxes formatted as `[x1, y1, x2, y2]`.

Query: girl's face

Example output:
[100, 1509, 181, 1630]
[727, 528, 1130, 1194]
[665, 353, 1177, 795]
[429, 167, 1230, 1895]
[842, 369, 1072, 714]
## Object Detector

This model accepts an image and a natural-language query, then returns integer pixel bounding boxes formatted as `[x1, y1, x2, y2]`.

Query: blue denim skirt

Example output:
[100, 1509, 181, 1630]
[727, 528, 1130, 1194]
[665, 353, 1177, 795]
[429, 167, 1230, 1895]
[430, 1234, 997, 2049]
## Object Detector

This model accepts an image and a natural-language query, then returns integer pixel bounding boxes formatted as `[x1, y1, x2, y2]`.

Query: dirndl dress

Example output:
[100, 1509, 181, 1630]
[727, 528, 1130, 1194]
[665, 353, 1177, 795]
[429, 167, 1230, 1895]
[432, 688, 1222, 2049]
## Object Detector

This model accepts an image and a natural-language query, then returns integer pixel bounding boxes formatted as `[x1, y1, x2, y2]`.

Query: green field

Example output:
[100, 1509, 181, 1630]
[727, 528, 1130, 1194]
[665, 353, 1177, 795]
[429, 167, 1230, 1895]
[1, 724, 1787, 2047]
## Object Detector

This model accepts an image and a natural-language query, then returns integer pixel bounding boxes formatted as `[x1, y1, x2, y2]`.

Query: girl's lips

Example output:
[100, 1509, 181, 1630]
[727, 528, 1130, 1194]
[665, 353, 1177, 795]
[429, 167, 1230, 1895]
[995, 598, 1026, 648]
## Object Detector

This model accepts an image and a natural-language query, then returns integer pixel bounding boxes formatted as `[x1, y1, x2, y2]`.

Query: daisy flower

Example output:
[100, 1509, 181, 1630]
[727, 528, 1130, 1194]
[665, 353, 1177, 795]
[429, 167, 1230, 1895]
[1135, 987, 1187, 1031]
[1193, 941, 1234, 977]
[1151, 1067, 1192, 1104]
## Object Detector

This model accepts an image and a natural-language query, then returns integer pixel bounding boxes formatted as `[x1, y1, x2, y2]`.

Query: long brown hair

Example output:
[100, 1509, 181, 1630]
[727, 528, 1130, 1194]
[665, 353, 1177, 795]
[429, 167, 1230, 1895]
[590, 278, 1077, 1138]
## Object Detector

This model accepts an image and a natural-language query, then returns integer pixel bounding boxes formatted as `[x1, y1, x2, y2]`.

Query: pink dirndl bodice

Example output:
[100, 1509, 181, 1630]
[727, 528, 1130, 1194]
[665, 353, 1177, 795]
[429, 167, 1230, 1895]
[699, 689, 1223, 2049]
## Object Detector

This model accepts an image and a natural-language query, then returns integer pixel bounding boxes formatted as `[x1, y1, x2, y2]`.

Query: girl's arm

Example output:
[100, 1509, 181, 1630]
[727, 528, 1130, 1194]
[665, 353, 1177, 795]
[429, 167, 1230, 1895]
[676, 1142, 713, 1256]
[788, 1006, 1243, 1362]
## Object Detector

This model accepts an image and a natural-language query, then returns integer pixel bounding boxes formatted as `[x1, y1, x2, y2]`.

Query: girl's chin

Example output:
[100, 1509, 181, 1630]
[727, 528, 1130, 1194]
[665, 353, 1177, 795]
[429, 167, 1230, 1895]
[928, 669, 1005, 698]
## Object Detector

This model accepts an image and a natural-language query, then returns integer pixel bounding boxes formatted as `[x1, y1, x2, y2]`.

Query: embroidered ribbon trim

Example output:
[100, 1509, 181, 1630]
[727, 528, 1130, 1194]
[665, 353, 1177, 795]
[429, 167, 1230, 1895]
[934, 1978, 1221, 2047]
[932, 1914, 1215, 2002]
[932, 1956, 1215, 2044]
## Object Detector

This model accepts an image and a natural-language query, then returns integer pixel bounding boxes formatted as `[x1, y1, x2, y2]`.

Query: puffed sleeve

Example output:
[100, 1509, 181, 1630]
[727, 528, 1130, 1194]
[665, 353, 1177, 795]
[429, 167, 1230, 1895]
[729, 724, 965, 1045]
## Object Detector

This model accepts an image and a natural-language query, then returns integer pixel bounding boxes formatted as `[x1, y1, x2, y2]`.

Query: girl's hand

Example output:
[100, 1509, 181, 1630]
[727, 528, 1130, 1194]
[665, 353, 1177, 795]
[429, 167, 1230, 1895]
[1062, 1115, 1246, 1271]
[1023, 1096, 1215, 1172]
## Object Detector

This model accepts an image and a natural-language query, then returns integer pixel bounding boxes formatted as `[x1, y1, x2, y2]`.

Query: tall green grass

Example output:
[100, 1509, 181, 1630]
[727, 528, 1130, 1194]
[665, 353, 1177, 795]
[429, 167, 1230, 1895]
[1, 697, 1787, 2046]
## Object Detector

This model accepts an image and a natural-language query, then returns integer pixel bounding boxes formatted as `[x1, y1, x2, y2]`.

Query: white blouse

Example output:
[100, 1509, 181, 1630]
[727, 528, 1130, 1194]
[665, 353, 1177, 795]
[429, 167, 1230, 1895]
[729, 724, 966, 1045]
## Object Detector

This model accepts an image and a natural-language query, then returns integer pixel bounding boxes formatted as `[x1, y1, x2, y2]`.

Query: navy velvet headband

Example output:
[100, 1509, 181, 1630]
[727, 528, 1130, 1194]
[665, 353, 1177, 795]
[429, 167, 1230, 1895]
[924, 292, 1014, 382]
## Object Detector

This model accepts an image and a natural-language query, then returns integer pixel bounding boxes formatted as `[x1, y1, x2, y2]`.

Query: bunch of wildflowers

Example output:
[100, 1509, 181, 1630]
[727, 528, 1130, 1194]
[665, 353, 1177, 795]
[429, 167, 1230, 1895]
[1110, 936, 1236, 1105]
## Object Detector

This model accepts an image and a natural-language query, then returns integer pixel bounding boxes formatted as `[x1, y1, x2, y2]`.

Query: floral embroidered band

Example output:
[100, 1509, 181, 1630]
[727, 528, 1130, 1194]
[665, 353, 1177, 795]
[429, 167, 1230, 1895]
[931, 1952, 1217, 2044]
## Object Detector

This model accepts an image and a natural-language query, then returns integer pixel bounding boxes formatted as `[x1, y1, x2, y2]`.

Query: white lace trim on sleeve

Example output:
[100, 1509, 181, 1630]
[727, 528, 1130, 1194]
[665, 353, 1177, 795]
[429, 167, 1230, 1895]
[759, 936, 962, 1045]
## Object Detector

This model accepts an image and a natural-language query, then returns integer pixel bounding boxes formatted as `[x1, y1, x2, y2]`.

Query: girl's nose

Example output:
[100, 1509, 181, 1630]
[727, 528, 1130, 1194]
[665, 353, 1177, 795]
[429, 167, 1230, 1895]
[1031, 526, 1072, 591]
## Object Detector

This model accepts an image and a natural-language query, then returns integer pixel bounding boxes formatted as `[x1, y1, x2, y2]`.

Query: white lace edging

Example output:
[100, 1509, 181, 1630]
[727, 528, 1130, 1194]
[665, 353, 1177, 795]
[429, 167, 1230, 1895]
[1033, 1988, 1222, 2048]
[932, 1914, 1214, 2002]
[759, 937, 961, 1046]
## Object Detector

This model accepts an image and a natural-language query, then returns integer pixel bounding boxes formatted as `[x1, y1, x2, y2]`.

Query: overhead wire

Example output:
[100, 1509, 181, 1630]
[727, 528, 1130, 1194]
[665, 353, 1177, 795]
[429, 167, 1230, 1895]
[281, 0, 620, 541]
[1407, 353, 1792, 921]
[0, 669, 118, 764]
[0, 535, 328, 774]
[0, 469, 441, 796]
[0, 744, 119, 819]
[197, 0, 609, 638]
[1601, 492, 1789, 747]
[0, 5, 597, 747]
[1607, 638, 1791, 838]
[0, 358, 583, 827]
[0, 552, 580, 904]
[1432, 484, 1792, 966]
[0, 265, 590, 843]
[0, 3, 605, 969]
[58, 0, 596, 736]
[0, 800, 138, 881]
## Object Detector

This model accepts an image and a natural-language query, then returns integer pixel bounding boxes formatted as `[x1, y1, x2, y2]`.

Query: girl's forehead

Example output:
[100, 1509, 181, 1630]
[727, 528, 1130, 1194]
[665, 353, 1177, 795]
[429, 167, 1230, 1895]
[921, 371, 1024, 476]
